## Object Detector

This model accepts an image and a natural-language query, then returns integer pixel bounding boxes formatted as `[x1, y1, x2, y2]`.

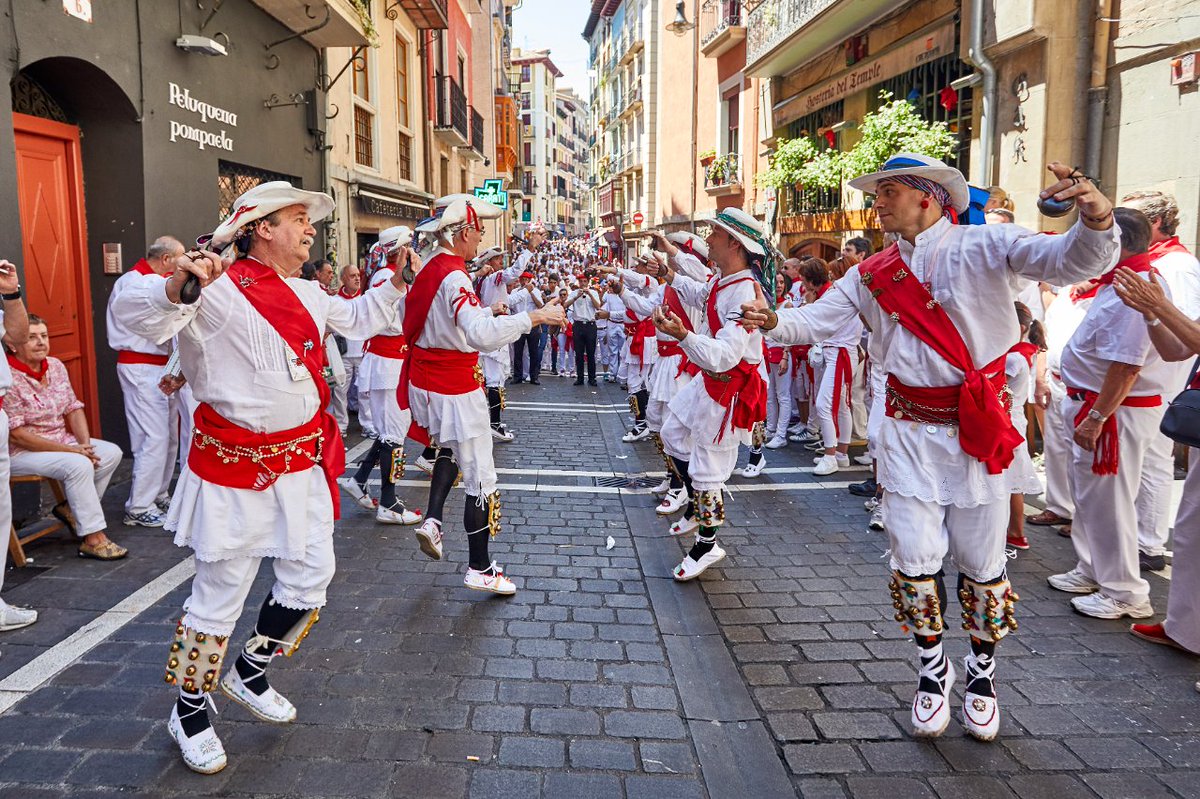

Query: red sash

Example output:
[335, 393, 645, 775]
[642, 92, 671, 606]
[1075, 251, 1158, 302]
[624, 310, 654, 367]
[860, 245, 1023, 474]
[830, 345, 854, 438]
[1150, 236, 1191, 258]
[662, 285, 699, 378]
[766, 345, 784, 364]
[1008, 342, 1039, 368]
[117, 351, 170, 367]
[1067, 388, 1163, 475]
[702, 362, 767, 444]
[705, 274, 756, 334]
[409, 346, 482, 394]
[364, 334, 408, 359]
[191, 260, 344, 518]
[189, 403, 322, 490]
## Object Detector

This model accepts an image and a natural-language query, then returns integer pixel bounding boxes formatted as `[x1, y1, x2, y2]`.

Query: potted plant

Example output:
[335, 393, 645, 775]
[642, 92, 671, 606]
[699, 148, 717, 167]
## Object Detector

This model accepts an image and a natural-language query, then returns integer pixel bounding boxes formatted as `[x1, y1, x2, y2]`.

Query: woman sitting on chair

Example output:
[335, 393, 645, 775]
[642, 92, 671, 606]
[5, 315, 126, 560]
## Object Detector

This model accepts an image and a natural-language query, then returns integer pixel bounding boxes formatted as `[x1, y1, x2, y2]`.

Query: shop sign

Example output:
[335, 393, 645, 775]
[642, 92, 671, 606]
[473, 179, 509, 210]
[774, 20, 956, 128]
[167, 82, 237, 152]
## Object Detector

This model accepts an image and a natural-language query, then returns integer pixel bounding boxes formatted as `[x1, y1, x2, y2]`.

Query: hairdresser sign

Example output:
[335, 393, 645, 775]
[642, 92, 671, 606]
[167, 83, 237, 152]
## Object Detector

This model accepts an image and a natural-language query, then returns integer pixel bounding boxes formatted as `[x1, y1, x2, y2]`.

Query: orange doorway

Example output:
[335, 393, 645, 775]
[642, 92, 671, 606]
[12, 112, 99, 431]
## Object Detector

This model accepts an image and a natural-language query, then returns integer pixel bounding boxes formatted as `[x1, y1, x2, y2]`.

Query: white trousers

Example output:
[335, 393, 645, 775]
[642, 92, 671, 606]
[1065, 398, 1161, 605]
[1042, 376, 1074, 519]
[1135, 429, 1174, 556]
[176, 384, 197, 475]
[443, 433, 498, 499]
[883, 492, 1009, 581]
[765, 364, 793, 440]
[369, 388, 411, 446]
[10, 439, 123, 535]
[1166, 449, 1200, 652]
[328, 378, 349, 433]
[0, 412, 11, 592]
[660, 409, 739, 491]
[851, 351, 869, 440]
[814, 350, 854, 449]
[182, 532, 336, 637]
[867, 368, 887, 460]
[117, 363, 178, 515]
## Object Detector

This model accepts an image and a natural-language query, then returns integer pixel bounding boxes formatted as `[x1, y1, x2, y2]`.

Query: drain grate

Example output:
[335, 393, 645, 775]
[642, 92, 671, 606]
[595, 475, 662, 489]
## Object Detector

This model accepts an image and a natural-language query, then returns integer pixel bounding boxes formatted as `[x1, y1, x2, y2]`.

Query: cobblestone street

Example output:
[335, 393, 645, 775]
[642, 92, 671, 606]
[0, 378, 1196, 799]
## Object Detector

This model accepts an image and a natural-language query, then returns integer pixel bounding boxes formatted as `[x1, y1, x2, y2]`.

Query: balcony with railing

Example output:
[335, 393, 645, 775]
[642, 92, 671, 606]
[468, 107, 486, 158]
[700, 0, 745, 58]
[494, 94, 519, 174]
[746, 0, 906, 77]
[703, 152, 742, 196]
[619, 79, 643, 119]
[434, 75, 469, 147]
[619, 22, 644, 66]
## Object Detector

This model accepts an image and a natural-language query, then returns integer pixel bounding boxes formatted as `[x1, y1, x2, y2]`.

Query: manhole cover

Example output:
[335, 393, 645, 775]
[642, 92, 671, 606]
[595, 476, 661, 489]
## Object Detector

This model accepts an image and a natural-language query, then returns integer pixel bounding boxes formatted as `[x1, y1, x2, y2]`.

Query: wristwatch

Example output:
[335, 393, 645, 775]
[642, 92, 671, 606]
[1086, 408, 1106, 423]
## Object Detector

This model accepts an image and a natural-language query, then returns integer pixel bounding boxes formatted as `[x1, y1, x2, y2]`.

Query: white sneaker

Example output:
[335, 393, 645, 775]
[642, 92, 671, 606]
[622, 425, 651, 443]
[813, 455, 840, 476]
[168, 706, 227, 775]
[650, 478, 671, 495]
[123, 509, 166, 528]
[961, 653, 999, 741]
[804, 440, 825, 452]
[377, 504, 423, 525]
[337, 477, 376, 510]
[491, 425, 515, 443]
[868, 508, 885, 531]
[414, 455, 435, 474]
[220, 668, 297, 723]
[0, 601, 38, 632]
[912, 654, 956, 737]
[1071, 592, 1154, 619]
[669, 516, 700, 537]
[656, 488, 688, 515]
[1047, 569, 1099, 594]
[673, 544, 726, 582]
[835, 452, 851, 468]
[765, 435, 788, 449]
[864, 497, 879, 512]
[789, 429, 818, 443]
[741, 457, 766, 478]
[464, 566, 517, 595]
[415, 518, 443, 561]
[854, 453, 873, 466]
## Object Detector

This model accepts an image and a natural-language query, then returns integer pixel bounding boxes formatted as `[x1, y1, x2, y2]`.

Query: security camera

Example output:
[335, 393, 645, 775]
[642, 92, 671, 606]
[175, 35, 228, 57]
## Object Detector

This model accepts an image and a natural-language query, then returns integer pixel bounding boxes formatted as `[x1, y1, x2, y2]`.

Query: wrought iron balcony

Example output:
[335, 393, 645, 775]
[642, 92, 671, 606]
[383, 0, 449, 30]
[434, 75, 469, 147]
[746, 0, 835, 72]
[701, 0, 745, 58]
[468, 107, 486, 158]
[703, 152, 742, 196]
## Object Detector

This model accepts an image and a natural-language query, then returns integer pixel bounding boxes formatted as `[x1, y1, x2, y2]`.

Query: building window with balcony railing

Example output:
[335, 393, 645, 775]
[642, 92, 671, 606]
[701, 0, 742, 47]
[354, 105, 375, 169]
[873, 54, 974, 175]
[779, 100, 844, 214]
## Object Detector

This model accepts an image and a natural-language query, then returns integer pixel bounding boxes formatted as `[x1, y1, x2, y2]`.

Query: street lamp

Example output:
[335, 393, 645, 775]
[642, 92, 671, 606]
[666, 1, 695, 35]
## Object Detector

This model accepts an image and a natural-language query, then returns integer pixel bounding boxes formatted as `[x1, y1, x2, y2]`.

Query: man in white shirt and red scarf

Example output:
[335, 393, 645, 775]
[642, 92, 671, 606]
[652, 209, 770, 582]
[739, 155, 1119, 741]
[402, 197, 564, 594]
[112, 182, 411, 775]
[1050, 207, 1171, 620]
[338, 226, 423, 525]
[106, 236, 185, 527]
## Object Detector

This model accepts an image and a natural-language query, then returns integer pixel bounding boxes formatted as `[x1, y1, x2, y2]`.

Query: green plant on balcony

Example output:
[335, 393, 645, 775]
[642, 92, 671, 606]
[350, 0, 380, 47]
[699, 148, 717, 166]
[756, 136, 819, 190]
[840, 91, 956, 181]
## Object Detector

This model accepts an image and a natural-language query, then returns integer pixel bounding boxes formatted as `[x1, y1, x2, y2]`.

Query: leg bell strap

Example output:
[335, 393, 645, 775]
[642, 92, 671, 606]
[389, 447, 406, 482]
[245, 607, 321, 659]
[752, 421, 766, 449]
[888, 571, 945, 635]
[694, 489, 725, 528]
[486, 490, 502, 539]
[628, 393, 640, 418]
[959, 575, 1018, 642]
[165, 622, 228, 693]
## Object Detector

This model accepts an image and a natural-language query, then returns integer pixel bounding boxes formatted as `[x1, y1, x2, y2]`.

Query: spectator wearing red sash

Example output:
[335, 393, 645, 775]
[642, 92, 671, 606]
[338, 226, 422, 526]
[404, 196, 564, 596]
[740, 154, 1119, 742]
[105, 236, 185, 528]
[1120, 191, 1200, 571]
[1053, 208, 1174, 622]
[111, 181, 410, 775]
[652, 208, 771, 583]
[764, 272, 795, 451]
[1111, 256, 1200, 669]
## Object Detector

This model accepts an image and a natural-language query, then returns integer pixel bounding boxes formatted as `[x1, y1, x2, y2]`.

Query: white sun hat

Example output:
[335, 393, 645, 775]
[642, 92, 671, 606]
[667, 231, 710, 261]
[846, 152, 971, 214]
[706, 208, 766, 257]
[415, 194, 505, 234]
[209, 181, 334, 248]
[378, 225, 413, 254]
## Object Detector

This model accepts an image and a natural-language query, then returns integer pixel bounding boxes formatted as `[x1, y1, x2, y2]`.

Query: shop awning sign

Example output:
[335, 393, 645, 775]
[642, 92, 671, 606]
[474, 179, 509, 210]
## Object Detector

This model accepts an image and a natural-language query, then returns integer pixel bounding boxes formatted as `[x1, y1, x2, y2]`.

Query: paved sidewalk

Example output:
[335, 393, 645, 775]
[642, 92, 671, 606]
[0, 377, 1196, 798]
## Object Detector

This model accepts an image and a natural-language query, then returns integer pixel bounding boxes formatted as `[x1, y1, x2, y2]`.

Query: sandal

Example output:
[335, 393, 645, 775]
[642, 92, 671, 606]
[1026, 509, 1070, 526]
[78, 539, 129, 560]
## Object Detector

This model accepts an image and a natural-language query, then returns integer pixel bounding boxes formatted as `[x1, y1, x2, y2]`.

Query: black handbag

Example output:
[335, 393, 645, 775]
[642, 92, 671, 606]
[1160, 357, 1200, 447]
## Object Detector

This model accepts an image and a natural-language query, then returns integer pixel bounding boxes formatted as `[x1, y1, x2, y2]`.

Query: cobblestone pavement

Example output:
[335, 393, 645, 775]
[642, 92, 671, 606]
[0, 377, 1196, 798]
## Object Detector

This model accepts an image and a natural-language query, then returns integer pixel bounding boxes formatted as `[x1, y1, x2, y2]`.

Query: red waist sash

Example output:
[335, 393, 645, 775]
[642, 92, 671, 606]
[657, 339, 701, 379]
[884, 357, 1009, 428]
[702, 360, 767, 444]
[766, 346, 785, 365]
[1066, 387, 1163, 475]
[624, 315, 655, 367]
[657, 340, 683, 358]
[831, 346, 854, 438]
[189, 403, 323, 491]
[364, 334, 408, 359]
[409, 346, 484, 395]
[117, 351, 170, 367]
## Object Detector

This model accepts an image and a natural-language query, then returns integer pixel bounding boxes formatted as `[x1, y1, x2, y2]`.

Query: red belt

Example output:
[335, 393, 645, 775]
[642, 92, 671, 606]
[1066, 387, 1163, 475]
[766, 346, 785, 365]
[702, 360, 767, 444]
[885, 367, 1009, 427]
[409, 346, 483, 395]
[117, 351, 169, 367]
[364, 334, 408, 359]
[188, 403, 322, 490]
[657, 340, 683, 358]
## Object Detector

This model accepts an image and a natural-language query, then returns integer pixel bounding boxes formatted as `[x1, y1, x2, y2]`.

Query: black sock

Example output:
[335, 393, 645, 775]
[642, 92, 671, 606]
[748, 450, 764, 465]
[916, 635, 949, 695]
[967, 637, 998, 698]
[426, 448, 457, 522]
[354, 439, 382, 485]
[234, 595, 308, 695]
[687, 528, 717, 560]
[636, 389, 649, 421]
[379, 443, 402, 510]
[176, 689, 211, 736]
[671, 458, 696, 520]
[465, 495, 491, 570]
[421, 446, 437, 461]
[487, 387, 502, 427]
[669, 472, 683, 490]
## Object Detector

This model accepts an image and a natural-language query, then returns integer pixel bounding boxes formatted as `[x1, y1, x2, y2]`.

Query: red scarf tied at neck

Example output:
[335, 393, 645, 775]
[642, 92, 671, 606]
[1074, 251, 1158, 302]
[6, 353, 47, 382]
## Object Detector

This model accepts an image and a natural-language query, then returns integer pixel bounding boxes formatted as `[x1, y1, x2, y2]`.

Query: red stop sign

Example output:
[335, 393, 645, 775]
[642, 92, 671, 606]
[632, 212, 644, 225]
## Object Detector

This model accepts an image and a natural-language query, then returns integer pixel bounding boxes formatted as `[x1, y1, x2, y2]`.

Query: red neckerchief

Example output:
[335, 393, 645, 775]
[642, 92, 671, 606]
[814, 282, 831, 299]
[132, 258, 171, 277]
[1075, 251, 1158, 302]
[860, 245, 1024, 474]
[7, 354, 47, 382]
[1150, 236, 1190, 258]
[705, 273, 756, 334]
[337, 286, 360, 299]
[1009, 341, 1039, 367]
[221, 259, 344, 517]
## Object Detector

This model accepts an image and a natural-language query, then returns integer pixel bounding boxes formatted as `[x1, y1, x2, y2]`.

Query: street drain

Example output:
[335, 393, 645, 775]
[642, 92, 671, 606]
[595, 476, 662, 489]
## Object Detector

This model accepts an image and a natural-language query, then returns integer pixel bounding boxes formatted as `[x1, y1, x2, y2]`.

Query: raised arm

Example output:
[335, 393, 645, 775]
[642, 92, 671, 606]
[671, 250, 709, 282]
[756, 272, 864, 345]
[621, 286, 660, 319]
[667, 270, 710, 309]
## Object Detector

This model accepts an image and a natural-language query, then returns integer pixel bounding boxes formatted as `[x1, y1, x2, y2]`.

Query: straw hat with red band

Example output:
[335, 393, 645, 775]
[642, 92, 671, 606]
[667, 232, 709, 261]
[208, 181, 334, 249]
[415, 194, 504, 239]
[378, 225, 413, 254]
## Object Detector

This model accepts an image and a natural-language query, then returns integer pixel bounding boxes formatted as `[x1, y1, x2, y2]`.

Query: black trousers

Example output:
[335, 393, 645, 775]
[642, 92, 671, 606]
[512, 331, 538, 381]
[574, 320, 597, 382]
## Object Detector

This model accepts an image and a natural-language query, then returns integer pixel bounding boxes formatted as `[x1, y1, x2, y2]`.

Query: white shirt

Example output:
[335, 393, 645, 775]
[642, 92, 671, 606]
[366, 267, 403, 336]
[1152, 246, 1200, 391]
[508, 286, 543, 316]
[107, 268, 172, 356]
[0, 308, 10, 395]
[1044, 289, 1093, 377]
[601, 292, 626, 327]
[568, 288, 600, 322]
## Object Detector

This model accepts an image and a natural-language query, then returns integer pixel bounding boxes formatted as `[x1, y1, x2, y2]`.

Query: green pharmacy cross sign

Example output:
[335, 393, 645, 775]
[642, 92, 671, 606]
[473, 179, 509, 210]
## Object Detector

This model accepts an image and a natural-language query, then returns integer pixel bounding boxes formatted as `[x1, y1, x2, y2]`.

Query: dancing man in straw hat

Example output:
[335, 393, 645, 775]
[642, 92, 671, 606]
[111, 182, 416, 773]
[738, 155, 1119, 741]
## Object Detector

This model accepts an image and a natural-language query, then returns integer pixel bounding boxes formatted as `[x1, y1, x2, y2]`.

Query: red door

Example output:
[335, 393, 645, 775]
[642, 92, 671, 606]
[12, 113, 99, 431]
